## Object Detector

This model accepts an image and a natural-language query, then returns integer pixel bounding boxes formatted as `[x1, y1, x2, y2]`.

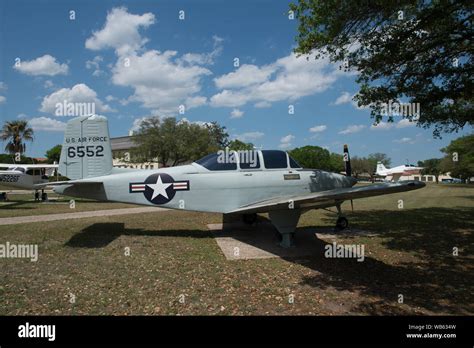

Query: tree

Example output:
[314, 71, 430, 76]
[420, 158, 442, 183]
[132, 117, 230, 167]
[329, 152, 344, 173]
[45, 145, 62, 164]
[440, 134, 474, 182]
[227, 139, 254, 151]
[288, 145, 332, 170]
[0, 120, 34, 154]
[368, 153, 391, 173]
[290, 0, 473, 137]
[351, 156, 373, 179]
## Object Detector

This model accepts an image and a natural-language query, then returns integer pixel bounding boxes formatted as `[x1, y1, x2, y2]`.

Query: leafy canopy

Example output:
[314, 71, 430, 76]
[290, 0, 473, 137]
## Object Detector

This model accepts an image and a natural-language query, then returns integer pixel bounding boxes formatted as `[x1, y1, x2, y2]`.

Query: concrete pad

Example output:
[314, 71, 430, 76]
[209, 222, 377, 260]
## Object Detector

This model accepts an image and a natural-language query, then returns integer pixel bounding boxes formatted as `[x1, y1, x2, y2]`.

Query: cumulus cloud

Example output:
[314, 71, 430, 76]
[338, 124, 366, 134]
[309, 125, 327, 133]
[0, 96, 6, 104]
[235, 131, 264, 142]
[39, 83, 115, 115]
[86, 7, 214, 115]
[85, 7, 155, 56]
[333, 91, 353, 105]
[396, 118, 416, 128]
[279, 134, 295, 149]
[13, 55, 68, 76]
[86, 56, 105, 76]
[230, 108, 244, 119]
[111, 51, 211, 114]
[210, 51, 340, 108]
[29, 117, 66, 132]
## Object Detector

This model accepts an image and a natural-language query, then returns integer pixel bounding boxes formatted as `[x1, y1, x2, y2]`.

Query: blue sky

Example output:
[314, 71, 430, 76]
[0, 0, 471, 165]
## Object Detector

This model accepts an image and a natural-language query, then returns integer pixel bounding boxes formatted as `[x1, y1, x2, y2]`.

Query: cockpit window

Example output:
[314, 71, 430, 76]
[13, 167, 25, 173]
[262, 150, 288, 169]
[195, 153, 237, 171]
[239, 151, 260, 169]
[289, 156, 301, 168]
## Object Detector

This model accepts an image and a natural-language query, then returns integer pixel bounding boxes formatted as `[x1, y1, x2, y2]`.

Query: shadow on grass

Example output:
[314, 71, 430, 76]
[65, 222, 212, 248]
[65, 207, 474, 315]
[0, 200, 34, 210]
[293, 206, 474, 315]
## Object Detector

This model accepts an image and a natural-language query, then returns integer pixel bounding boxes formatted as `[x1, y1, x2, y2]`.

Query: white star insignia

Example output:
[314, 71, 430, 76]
[146, 175, 172, 200]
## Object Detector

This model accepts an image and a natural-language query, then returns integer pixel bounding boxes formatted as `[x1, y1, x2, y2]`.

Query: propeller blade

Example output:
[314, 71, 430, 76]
[343, 144, 352, 176]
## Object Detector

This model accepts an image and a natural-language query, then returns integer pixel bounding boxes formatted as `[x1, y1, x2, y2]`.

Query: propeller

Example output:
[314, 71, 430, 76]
[343, 144, 354, 211]
[343, 144, 352, 177]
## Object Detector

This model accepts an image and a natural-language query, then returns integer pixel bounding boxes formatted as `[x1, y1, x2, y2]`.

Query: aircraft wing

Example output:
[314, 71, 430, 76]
[0, 163, 58, 168]
[226, 181, 425, 214]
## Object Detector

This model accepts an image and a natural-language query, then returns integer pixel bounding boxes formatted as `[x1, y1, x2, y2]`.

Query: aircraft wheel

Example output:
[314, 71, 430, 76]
[242, 213, 257, 225]
[336, 217, 349, 230]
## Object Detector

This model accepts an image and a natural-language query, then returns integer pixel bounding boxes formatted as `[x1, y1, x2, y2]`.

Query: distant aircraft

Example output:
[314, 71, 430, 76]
[375, 162, 423, 182]
[46, 115, 425, 248]
[0, 164, 58, 200]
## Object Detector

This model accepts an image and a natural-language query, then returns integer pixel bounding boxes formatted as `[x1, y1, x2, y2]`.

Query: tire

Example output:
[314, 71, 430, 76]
[242, 213, 257, 225]
[336, 217, 349, 229]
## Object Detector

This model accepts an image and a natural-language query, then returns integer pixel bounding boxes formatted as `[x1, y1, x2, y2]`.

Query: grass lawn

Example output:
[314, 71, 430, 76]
[0, 183, 472, 315]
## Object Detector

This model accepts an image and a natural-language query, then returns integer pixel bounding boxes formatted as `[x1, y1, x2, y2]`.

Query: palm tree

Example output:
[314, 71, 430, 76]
[0, 120, 34, 154]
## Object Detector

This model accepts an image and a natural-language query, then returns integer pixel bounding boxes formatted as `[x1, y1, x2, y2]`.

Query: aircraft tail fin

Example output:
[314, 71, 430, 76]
[376, 161, 387, 174]
[59, 115, 113, 180]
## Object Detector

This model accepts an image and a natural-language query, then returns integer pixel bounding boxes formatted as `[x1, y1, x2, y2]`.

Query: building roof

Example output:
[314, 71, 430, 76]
[111, 136, 137, 151]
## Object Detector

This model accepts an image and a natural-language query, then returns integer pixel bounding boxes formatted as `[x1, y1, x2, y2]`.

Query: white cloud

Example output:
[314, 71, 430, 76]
[214, 64, 275, 89]
[338, 124, 366, 134]
[44, 80, 55, 89]
[85, 7, 155, 56]
[17, 113, 27, 119]
[393, 137, 415, 144]
[185, 96, 207, 110]
[0, 96, 6, 104]
[0, 82, 7, 90]
[105, 95, 116, 102]
[39, 83, 115, 115]
[333, 91, 352, 105]
[86, 8, 214, 115]
[178, 35, 224, 66]
[254, 101, 271, 108]
[13, 55, 68, 76]
[371, 119, 417, 131]
[235, 131, 264, 142]
[309, 125, 327, 133]
[230, 108, 244, 119]
[210, 51, 340, 108]
[86, 56, 105, 76]
[396, 118, 416, 128]
[29, 117, 66, 132]
[370, 121, 393, 130]
[111, 51, 211, 114]
[279, 134, 295, 149]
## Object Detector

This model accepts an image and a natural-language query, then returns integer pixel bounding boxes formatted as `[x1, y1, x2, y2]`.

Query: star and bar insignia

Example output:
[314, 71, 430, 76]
[129, 173, 189, 205]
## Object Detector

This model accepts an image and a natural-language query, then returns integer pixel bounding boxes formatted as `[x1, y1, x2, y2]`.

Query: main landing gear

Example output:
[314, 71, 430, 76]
[335, 203, 349, 231]
[34, 189, 48, 202]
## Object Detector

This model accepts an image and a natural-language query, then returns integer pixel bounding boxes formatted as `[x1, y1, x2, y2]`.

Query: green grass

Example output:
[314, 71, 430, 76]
[0, 183, 472, 315]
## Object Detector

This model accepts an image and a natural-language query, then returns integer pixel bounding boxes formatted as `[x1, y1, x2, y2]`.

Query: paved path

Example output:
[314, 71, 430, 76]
[0, 207, 168, 226]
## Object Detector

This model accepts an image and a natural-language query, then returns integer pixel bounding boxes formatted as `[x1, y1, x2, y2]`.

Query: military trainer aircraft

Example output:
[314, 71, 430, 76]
[0, 163, 58, 200]
[375, 161, 423, 182]
[48, 115, 425, 247]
